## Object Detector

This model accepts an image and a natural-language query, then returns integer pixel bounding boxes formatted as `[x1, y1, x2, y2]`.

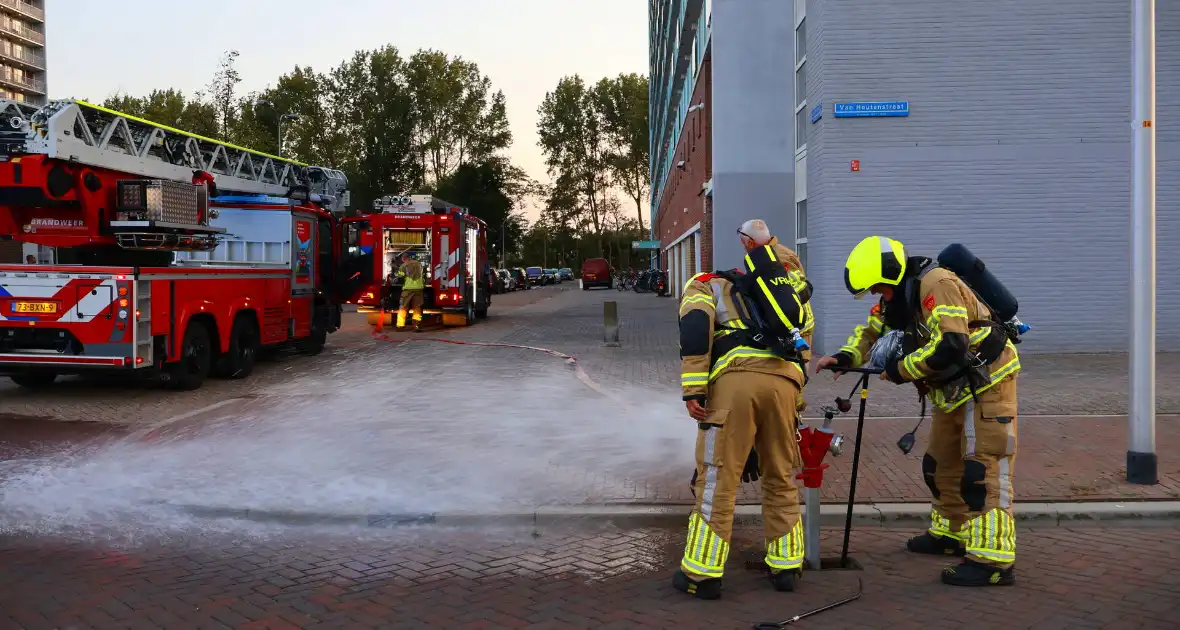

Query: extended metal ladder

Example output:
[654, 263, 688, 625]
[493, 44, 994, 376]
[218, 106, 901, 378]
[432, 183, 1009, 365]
[0, 98, 348, 212]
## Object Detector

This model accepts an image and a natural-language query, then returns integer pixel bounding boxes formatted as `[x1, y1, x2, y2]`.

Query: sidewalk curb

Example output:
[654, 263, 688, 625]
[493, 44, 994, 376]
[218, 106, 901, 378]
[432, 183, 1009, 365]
[167, 500, 1180, 530]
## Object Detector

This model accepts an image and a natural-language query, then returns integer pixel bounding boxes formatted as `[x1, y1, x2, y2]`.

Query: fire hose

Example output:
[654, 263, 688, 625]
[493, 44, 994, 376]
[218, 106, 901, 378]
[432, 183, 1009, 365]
[369, 330, 634, 412]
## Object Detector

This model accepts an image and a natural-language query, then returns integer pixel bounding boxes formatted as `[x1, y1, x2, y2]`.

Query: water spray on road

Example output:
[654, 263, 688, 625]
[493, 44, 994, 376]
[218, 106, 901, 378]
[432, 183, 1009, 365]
[0, 339, 692, 541]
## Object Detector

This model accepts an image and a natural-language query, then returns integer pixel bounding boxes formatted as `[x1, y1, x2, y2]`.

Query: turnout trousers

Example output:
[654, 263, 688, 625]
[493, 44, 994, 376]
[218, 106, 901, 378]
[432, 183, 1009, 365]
[682, 371, 804, 580]
[924, 375, 1020, 567]
[396, 289, 424, 327]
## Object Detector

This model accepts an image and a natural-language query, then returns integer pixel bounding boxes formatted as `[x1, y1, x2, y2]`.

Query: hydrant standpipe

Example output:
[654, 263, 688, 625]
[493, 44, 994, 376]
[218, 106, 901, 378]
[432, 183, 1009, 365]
[821, 365, 883, 568]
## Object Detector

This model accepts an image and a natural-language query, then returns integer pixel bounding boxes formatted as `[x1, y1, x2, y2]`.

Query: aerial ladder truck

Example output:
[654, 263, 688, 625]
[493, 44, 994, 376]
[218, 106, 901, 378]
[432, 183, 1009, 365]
[0, 98, 350, 390]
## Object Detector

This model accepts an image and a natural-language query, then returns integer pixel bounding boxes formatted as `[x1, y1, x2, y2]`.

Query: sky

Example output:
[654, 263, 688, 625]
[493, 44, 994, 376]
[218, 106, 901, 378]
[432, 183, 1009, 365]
[45, 0, 648, 216]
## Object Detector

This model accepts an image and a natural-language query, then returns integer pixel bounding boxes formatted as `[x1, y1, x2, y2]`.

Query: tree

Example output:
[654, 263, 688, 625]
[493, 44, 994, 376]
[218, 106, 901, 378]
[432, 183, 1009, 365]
[594, 73, 650, 231]
[405, 50, 512, 187]
[434, 157, 523, 266]
[101, 89, 217, 137]
[233, 66, 344, 164]
[537, 75, 611, 253]
[328, 46, 422, 212]
[200, 50, 242, 140]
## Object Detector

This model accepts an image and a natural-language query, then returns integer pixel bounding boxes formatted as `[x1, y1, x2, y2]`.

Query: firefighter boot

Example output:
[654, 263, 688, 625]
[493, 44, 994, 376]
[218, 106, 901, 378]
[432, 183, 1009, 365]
[769, 568, 800, 592]
[940, 559, 1015, 587]
[672, 569, 722, 600]
[906, 532, 966, 556]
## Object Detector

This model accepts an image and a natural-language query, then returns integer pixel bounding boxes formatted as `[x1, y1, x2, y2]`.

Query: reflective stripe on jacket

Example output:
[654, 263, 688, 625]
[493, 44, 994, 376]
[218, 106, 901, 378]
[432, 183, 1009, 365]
[678, 272, 805, 402]
[838, 267, 1019, 412]
[398, 259, 425, 291]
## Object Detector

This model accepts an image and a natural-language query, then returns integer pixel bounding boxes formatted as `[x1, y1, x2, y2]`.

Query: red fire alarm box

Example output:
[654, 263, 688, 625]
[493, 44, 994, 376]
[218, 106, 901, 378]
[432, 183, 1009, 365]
[850, 159, 861, 172]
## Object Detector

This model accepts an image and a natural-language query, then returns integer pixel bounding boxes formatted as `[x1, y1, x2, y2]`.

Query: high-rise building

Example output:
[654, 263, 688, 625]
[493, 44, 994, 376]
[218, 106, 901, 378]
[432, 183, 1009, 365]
[0, 0, 45, 106]
[651, 0, 1180, 353]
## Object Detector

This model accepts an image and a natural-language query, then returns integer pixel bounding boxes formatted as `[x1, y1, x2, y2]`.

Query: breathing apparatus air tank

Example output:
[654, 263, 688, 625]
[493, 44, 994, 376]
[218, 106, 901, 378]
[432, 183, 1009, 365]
[936, 243, 1031, 339]
[740, 245, 811, 353]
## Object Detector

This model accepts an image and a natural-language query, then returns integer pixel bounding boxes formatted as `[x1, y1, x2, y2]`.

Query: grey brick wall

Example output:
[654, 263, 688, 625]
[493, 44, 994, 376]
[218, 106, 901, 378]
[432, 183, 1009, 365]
[806, 0, 1179, 354]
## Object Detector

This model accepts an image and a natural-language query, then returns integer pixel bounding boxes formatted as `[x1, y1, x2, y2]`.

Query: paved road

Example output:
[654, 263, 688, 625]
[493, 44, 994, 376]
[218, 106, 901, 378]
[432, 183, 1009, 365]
[0, 285, 568, 426]
[3, 283, 1180, 628]
[1, 524, 1176, 629]
[1, 285, 1177, 517]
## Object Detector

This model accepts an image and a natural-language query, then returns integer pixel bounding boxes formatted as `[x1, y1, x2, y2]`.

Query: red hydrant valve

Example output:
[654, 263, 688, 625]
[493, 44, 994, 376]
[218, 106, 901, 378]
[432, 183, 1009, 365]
[795, 425, 836, 489]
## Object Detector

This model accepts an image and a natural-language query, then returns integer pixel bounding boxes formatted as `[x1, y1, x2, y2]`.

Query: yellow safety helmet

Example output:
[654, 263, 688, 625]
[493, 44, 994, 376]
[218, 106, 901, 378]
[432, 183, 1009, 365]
[843, 236, 908, 298]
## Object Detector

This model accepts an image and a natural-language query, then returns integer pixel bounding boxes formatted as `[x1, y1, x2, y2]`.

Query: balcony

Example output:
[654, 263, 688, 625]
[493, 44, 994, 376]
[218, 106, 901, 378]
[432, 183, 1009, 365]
[0, 44, 43, 69]
[0, 20, 43, 45]
[0, 68, 44, 93]
[0, 0, 43, 22]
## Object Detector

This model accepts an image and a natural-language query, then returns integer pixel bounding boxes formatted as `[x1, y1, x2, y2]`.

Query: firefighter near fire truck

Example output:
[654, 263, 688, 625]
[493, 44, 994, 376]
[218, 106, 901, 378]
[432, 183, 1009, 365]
[342, 195, 491, 329]
[674, 237, 816, 600]
[0, 98, 349, 390]
[395, 252, 425, 330]
[816, 236, 1027, 588]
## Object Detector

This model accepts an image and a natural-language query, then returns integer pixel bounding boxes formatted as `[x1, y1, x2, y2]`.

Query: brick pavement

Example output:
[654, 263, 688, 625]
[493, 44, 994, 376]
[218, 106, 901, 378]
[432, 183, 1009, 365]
[1, 524, 1177, 629]
[516, 288, 1180, 417]
[3, 285, 1179, 511]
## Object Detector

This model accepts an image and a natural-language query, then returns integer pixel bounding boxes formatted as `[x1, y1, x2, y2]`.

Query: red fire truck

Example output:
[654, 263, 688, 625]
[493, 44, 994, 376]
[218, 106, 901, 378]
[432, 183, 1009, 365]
[0, 98, 350, 390]
[339, 195, 491, 327]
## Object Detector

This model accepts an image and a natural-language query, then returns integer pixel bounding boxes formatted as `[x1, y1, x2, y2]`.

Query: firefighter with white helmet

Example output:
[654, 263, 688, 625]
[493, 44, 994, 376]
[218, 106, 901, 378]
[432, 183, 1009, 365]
[816, 236, 1021, 587]
[673, 224, 816, 599]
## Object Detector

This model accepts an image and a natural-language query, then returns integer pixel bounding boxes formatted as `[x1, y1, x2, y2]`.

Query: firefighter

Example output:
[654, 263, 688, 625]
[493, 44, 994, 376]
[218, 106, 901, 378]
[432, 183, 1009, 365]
[674, 232, 813, 600]
[688, 219, 816, 490]
[395, 252, 425, 330]
[814, 236, 1021, 587]
[736, 219, 816, 384]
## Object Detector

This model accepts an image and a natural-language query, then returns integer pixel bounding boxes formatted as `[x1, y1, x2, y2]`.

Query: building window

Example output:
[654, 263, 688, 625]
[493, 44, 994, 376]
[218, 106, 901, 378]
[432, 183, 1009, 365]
[795, 63, 807, 109]
[795, 106, 807, 151]
[793, 16, 807, 154]
[795, 200, 808, 269]
[795, 18, 807, 65]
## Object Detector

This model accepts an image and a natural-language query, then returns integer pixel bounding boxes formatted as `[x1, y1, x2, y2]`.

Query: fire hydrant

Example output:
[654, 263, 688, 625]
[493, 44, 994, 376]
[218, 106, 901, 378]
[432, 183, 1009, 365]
[795, 409, 844, 570]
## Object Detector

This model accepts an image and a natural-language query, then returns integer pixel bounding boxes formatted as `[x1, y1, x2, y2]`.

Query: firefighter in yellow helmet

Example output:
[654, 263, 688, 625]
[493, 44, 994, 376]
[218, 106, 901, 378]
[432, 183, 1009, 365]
[396, 252, 425, 330]
[815, 236, 1020, 587]
[674, 231, 815, 600]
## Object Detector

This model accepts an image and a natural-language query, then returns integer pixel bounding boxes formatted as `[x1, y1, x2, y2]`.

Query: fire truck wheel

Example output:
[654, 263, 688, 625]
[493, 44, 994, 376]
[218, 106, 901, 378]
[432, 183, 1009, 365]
[475, 306, 488, 319]
[166, 321, 213, 391]
[304, 329, 328, 355]
[9, 371, 57, 388]
[213, 316, 259, 379]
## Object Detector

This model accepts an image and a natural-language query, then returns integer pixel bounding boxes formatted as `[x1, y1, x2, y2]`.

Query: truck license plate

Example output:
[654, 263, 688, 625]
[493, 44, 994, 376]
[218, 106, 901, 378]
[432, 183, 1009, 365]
[12, 301, 56, 314]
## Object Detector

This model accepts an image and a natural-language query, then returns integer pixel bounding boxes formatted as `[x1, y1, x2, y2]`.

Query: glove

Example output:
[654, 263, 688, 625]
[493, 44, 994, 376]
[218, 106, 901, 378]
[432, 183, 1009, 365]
[741, 449, 761, 484]
[883, 359, 908, 384]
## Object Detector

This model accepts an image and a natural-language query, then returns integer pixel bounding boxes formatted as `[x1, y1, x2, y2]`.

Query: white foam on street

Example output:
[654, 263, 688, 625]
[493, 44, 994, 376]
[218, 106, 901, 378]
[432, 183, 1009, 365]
[0, 344, 691, 542]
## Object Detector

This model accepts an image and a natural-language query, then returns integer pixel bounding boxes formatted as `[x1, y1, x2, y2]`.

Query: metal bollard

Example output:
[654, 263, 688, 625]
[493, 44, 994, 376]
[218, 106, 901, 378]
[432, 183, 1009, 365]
[603, 301, 620, 347]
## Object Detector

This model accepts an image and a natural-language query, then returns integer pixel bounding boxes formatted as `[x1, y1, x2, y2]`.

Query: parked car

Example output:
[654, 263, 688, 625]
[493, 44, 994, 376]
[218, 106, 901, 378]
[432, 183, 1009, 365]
[512, 267, 529, 289]
[580, 257, 612, 290]
[526, 266, 544, 286]
[558, 268, 574, 281]
[497, 269, 516, 292]
[488, 268, 506, 294]
[543, 268, 560, 285]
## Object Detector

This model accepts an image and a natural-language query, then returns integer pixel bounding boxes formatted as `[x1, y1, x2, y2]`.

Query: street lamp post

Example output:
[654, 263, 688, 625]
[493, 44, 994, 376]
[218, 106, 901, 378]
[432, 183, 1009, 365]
[500, 221, 507, 268]
[252, 99, 300, 156]
[1128, 0, 1158, 485]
